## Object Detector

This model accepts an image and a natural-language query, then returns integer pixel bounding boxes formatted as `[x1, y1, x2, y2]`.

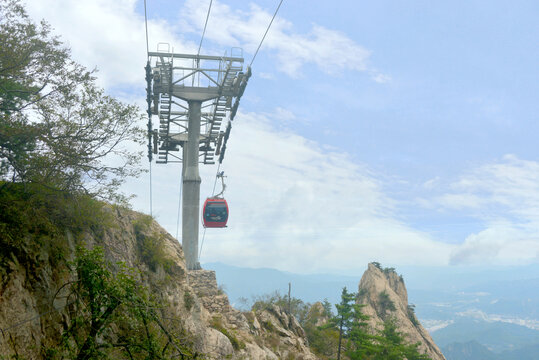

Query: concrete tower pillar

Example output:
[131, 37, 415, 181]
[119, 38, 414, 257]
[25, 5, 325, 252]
[182, 100, 202, 270]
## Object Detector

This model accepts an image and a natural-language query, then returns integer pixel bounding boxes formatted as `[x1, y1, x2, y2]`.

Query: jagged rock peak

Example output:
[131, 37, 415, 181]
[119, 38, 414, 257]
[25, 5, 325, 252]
[359, 263, 408, 311]
[357, 262, 447, 360]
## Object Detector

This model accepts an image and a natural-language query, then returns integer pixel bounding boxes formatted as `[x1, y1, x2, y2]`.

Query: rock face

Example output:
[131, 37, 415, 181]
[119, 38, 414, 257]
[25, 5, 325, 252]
[0, 199, 450, 360]
[188, 269, 317, 359]
[357, 263, 446, 360]
[0, 206, 316, 359]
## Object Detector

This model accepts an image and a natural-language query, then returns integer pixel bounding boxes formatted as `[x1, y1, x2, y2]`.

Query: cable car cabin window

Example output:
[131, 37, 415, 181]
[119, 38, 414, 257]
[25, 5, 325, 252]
[204, 202, 228, 222]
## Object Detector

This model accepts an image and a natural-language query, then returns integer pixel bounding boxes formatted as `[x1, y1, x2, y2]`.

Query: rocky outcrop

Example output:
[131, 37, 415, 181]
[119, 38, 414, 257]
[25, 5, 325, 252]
[189, 269, 317, 359]
[357, 263, 446, 360]
[0, 205, 316, 359]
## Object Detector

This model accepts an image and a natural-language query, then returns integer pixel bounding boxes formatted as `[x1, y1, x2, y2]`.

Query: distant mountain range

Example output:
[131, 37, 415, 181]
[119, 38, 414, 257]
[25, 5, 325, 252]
[433, 318, 539, 352]
[203, 262, 361, 307]
[203, 261, 539, 359]
[443, 340, 539, 360]
[203, 262, 539, 320]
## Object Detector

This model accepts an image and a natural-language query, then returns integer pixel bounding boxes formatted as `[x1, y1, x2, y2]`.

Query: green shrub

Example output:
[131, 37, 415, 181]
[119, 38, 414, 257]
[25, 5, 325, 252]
[133, 216, 175, 274]
[184, 290, 195, 311]
[251, 290, 310, 325]
[48, 245, 200, 359]
[407, 304, 419, 326]
[358, 288, 368, 300]
[378, 290, 396, 316]
[0, 183, 110, 287]
[261, 320, 275, 332]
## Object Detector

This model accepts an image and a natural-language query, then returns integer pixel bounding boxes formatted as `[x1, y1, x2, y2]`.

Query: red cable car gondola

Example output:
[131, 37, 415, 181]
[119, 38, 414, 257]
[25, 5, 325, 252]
[202, 197, 229, 228]
[202, 171, 228, 228]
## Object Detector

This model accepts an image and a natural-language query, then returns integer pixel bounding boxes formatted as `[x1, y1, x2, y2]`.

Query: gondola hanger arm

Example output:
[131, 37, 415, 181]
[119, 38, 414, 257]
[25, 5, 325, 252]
[213, 171, 226, 198]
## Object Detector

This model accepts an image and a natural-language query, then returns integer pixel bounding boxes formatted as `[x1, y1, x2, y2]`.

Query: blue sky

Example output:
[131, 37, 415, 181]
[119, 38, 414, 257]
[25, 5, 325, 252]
[25, 0, 539, 273]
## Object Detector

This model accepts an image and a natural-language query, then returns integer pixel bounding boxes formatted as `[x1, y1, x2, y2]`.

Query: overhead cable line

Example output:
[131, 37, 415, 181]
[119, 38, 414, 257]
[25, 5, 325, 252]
[149, 162, 153, 217]
[144, 0, 150, 57]
[197, 0, 213, 56]
[250, 0, 284, 67]
[210, 164, 223, 196]
[205, 0, 280, 183]
[144, 0, 153, 216]
[175, 167, 183, 241]
[198, 162, 222, 260]
[199, 226, 208, 260]
[193, 0, 215, 254]
[209, 0, 280, 167]
[200, 0, 282, 260]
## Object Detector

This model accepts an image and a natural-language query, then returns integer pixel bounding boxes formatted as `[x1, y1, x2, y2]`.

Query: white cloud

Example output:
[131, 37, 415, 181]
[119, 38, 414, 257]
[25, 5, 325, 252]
[257, 72, 274, 80]
[24, 0, 196, 89]
[449, 222, 539, 266]
[180, 0, 387, 80]
[371, 72, 392, 84]
[437, 193, 484, 210]
[126, 109, 453, 273]
[423, 176, 440, 190]
[24, 0, 390, 88]
[440, 155, 539, 221]
[272, 107, 296, 122]
[428, 155, 539, 265]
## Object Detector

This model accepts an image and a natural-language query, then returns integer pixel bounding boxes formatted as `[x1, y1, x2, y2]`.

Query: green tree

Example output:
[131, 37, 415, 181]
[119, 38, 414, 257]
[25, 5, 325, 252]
[51, 245, 198, 359]
[323, 287, 432, 360]
[345, 296, 378, 359]
[319, 287, 378, 359]
[301, 301, 339, 359]
[378, 290, 396, 318]
[334, 287, 356, 359]
[371, 318, 431, 360]
[322, 298, 333, 318]
[0, 0, 66, 115]
[317, 287, 369, 360]
[0, 0, 144, 202]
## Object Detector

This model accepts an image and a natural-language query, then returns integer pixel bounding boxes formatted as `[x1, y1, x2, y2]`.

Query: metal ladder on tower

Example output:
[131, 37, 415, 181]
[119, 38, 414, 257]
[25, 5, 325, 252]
[157, 62, 173, 164]
[202, 61, 243, 164]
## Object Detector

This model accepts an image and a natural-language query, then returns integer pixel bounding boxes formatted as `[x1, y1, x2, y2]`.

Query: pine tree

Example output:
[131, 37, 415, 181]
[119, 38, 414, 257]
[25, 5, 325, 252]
[346, 299, 379, 359]
[334, 287, 355, 359]
[323, 287, 377, 360]
[374, 318, 431, 360]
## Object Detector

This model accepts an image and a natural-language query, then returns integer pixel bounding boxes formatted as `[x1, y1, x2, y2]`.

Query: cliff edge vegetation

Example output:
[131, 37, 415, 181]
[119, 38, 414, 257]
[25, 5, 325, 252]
[0, 185, 319, 359]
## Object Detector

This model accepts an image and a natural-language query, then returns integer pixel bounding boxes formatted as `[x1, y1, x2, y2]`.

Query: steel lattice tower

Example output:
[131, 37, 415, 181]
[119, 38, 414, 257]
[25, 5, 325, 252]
[146, 45, 250, 270]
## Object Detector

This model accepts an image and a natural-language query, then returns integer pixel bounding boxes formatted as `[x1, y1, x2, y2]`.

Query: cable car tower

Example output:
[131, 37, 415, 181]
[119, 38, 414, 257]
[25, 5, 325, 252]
[145, 44, 250, 270]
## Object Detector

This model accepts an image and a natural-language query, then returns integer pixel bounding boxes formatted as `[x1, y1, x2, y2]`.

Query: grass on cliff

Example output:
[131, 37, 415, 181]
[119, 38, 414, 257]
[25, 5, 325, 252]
[0, 184, 202, 359]
[0, 182, 177, 284]
[0, 182, 111, 287]
[133, 215, 176, 275]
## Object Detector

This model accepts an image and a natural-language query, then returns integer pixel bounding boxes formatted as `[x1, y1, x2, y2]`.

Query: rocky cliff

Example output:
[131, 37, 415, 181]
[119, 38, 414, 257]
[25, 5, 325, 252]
[357, 263, 446, 360]
[0, 205, 316, 359]
[1, 193, 449, 360]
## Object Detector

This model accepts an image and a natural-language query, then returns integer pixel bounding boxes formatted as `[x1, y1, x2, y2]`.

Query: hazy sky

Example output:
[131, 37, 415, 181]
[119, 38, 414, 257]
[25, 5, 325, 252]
[24, 0, 539, 273]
